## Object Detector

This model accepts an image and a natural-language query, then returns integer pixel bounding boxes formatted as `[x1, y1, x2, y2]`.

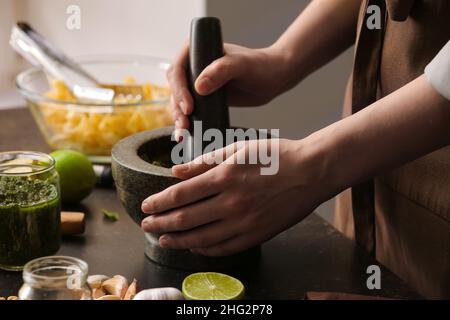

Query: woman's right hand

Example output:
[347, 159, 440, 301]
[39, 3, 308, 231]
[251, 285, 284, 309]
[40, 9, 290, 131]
[167, 43, 289, 137]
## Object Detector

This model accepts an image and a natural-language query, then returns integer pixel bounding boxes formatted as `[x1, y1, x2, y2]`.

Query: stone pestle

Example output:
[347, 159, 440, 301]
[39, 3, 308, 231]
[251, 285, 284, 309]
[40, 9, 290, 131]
[185, 17, 230, 161]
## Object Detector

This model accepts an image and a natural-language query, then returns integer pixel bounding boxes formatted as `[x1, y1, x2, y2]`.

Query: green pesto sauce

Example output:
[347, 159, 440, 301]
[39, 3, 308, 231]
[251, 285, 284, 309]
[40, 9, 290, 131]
[140, 153, 174, 168]
[0, 176, 61, 268]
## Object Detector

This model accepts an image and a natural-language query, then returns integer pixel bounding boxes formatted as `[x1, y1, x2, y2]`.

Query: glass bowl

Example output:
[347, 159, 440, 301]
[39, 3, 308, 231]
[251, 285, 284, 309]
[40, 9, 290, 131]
[16, 55, 173, 164]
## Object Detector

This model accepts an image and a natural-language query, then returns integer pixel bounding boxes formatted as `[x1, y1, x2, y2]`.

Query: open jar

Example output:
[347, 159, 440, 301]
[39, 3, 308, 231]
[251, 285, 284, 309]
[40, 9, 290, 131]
[0, 151, 61, 271]
[19, 256, 91, 300]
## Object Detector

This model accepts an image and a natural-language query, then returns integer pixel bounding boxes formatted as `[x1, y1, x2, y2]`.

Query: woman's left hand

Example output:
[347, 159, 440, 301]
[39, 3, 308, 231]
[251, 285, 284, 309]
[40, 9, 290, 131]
[141, 138, 333, 256]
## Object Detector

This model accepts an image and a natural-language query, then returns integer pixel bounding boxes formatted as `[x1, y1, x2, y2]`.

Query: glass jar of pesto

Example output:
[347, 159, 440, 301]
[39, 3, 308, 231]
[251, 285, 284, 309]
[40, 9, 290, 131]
[0, 151, 61, 271]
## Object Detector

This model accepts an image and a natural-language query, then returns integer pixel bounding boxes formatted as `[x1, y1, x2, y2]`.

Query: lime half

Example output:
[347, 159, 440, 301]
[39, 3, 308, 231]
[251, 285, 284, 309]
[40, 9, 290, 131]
[182, 272, 245, 300]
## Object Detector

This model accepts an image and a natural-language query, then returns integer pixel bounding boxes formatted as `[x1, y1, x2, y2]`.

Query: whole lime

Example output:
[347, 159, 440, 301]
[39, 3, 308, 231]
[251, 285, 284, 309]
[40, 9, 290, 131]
[50, 150, 96, 204]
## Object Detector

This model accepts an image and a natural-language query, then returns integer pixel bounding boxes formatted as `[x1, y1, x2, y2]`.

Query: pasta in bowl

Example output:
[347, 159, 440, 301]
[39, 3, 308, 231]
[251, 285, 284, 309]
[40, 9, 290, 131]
[16, 56, 173, 163]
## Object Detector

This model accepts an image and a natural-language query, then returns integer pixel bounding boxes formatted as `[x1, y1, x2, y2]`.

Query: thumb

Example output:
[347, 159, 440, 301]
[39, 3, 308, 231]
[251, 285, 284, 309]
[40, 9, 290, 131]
[195, 55, 243, 96]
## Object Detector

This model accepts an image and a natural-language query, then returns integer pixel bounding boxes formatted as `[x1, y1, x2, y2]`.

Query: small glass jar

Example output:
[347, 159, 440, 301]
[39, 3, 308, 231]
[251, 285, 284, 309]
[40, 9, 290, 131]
[0, 151, 61, 271]
[19, 256, 92, 300]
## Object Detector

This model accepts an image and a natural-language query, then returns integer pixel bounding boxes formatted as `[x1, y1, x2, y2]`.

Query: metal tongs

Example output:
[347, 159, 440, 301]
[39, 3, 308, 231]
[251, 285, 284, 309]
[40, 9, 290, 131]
[10, 22, 143, 104]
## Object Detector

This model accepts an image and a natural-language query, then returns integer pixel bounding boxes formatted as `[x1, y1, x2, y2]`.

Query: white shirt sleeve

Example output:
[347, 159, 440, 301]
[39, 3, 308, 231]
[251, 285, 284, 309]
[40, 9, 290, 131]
[425, 40, 450, 100]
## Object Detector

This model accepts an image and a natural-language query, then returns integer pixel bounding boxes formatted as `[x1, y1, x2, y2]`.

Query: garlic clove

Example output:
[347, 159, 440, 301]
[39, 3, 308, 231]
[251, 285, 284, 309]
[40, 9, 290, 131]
[102, 275, 129, 299]
[133, 287, 185, 300]
[7, 296, 18, 300]
[87, 275, 110, 289]
[92, 288, 107, 299]
[96, 295, 121, 300]
[124, 279, 138, 300]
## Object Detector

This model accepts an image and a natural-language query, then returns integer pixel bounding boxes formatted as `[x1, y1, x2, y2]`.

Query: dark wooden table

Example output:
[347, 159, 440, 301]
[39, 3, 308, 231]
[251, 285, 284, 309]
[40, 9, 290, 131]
[0, 108, 419, 299]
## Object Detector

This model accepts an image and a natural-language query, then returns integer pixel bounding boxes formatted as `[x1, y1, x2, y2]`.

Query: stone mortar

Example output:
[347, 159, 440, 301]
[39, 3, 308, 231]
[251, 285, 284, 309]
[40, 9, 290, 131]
[111, 126, 260, 271]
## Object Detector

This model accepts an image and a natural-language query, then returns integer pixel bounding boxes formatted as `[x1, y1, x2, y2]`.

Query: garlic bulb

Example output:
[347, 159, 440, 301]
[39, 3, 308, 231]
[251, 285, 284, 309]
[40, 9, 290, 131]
[133, 287, 185, 300]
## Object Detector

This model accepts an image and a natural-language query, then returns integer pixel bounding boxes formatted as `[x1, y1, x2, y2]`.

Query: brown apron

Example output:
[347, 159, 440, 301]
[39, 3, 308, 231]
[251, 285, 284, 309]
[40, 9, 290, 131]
[335, 0, 450, 299]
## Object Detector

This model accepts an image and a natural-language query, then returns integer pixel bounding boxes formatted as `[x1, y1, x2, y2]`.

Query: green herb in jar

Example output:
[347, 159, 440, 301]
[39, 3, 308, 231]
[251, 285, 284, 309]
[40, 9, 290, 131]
[0, 175, 61, 271]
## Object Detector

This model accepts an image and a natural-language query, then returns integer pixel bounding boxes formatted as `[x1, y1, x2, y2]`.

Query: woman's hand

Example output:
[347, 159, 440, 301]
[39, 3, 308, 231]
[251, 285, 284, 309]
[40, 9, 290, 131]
[167, 43, 289, 136]
[140, 139, 335, 256]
